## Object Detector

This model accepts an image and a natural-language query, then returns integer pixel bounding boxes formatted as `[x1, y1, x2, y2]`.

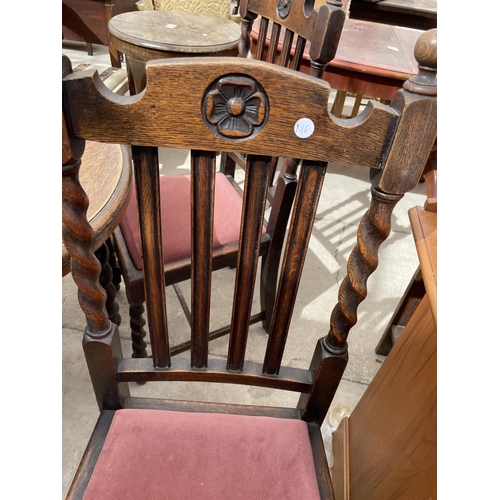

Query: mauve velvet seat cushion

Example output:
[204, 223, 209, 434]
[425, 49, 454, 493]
[119, 173, 266, 270]
[82, 408, 321, 500]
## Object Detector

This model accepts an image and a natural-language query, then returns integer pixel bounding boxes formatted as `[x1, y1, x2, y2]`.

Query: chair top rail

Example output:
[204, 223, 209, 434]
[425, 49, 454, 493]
[63, 57, 399, 169]
[241, 0, 319, 41]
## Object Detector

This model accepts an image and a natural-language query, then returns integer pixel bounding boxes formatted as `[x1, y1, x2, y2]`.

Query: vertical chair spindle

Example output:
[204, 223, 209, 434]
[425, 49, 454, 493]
[254, 16, 269, 60]
[263, 161, 328, 375]
[227, 155, 272, 371]
[289, 36, 306, 71]
[190, 150, 216, 369]
[278, 28, 295, 67]
[267, 22, 282, 64]
[132, 145, 170, 368]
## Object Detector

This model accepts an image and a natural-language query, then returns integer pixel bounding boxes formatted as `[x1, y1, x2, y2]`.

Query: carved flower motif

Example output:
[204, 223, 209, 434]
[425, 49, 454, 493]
[277, 0, 292, 19]
[204, 77, 267, 139]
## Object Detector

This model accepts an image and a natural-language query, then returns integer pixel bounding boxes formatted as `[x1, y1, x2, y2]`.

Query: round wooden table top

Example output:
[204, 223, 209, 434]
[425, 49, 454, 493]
[62, 141, 133, 276]
[108, 10, 241, 60]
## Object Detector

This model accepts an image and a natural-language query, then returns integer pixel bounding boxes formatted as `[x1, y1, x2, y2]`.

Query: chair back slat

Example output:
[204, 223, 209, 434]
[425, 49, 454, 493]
[227, 155, 272, 371]
[263, 161, 327, 375]
[190, 150, 216, 369]
[266, 22, 282, 64]
[278, 28, 295, 68]
[289, 36, 306, 71]
[254, 16, 269, 60]
[131, 145, 171, 368]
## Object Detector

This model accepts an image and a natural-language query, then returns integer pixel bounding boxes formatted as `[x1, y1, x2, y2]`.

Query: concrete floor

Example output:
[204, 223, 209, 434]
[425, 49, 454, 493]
[62, 40, 427, 498]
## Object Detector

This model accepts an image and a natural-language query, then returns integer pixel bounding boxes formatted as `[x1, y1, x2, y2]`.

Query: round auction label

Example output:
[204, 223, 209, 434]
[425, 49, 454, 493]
[294, 118, 315, 138]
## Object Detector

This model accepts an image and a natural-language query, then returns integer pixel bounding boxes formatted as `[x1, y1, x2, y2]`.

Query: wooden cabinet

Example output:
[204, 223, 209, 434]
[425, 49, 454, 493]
[333, 207, 437, 499]
[62, 0, 138, 66]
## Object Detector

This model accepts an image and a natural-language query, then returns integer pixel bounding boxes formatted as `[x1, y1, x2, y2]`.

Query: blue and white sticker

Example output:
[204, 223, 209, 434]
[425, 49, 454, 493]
[294, 118, 315, 139]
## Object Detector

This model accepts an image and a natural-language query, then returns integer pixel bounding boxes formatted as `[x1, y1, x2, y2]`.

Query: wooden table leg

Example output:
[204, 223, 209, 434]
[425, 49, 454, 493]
[109, 45, 123, 68]
[125, 55, 147, 95]
[375, 267, 425, 356]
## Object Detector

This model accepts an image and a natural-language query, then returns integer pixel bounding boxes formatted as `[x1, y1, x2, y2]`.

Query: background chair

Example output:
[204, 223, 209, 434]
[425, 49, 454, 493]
[221, 0, 347, 186]
[137, 0, 234, 19]
[110, 0, 347, 360]
[62, 26, 437, 499]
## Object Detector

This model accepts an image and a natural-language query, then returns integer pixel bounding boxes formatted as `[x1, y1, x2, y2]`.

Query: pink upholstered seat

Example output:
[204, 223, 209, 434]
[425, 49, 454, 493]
[119, 173, 266, 270]
[82, 409, 321, 500]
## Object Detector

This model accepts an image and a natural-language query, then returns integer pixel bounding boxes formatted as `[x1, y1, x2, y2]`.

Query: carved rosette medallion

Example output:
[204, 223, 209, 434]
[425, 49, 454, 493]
[277, 0, 293, 19]
[203, 76, 269, 140]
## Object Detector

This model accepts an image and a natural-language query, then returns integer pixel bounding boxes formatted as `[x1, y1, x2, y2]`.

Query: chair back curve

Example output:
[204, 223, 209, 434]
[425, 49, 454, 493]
[62, 28, 437, 426]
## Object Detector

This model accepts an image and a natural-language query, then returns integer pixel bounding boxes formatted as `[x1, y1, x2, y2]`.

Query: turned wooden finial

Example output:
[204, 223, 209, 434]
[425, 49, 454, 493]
[403, 28, 437, 96]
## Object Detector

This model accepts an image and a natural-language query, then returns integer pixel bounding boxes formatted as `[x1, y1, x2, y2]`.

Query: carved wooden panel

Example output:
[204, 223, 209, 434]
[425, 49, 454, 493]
[203, 75, 269, 140]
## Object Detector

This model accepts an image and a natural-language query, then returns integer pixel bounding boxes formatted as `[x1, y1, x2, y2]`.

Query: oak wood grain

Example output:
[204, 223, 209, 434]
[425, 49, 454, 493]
[332, 417, 349, 500]
[63, 59, 400, 169]
[336, 295, 436, 499]
[263, 161, 327, 375]
[117, 357, 313, 393]
[63, 28, 437, 500]
[227, 156, 271, 371]
[132, 146, 170, 367]
[190, 151, 216, 368]
[408, 207, 436, 324]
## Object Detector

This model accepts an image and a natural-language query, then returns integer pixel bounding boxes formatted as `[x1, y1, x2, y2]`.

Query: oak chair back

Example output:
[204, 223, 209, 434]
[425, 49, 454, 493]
[62, 28, 436, 499]
[239, 0, 344, 75]
[222, 0, 346, 183]
[110, 0, 348, 355]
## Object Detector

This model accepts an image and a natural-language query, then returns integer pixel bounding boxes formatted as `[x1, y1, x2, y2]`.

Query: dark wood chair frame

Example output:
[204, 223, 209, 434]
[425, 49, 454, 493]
[375, 141, 437, 355]
[221, 0, 346, 193]
[62, 27, 436, 499]
[110, 0, 348, 360]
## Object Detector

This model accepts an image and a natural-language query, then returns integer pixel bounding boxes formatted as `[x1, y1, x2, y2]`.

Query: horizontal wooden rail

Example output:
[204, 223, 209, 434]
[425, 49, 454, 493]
[124, 397, 303, 419]
[63, 58, 400, 169]
[117, 357, 313, 393]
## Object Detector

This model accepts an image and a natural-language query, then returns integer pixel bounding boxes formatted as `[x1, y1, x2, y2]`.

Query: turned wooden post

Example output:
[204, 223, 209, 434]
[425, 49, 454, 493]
[95, 242, 121, 326]
[62, 55, 130, 411]
[309, 1, 345, 78]
[299, 29, 438, 424]
[238, 1, 258, 59]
